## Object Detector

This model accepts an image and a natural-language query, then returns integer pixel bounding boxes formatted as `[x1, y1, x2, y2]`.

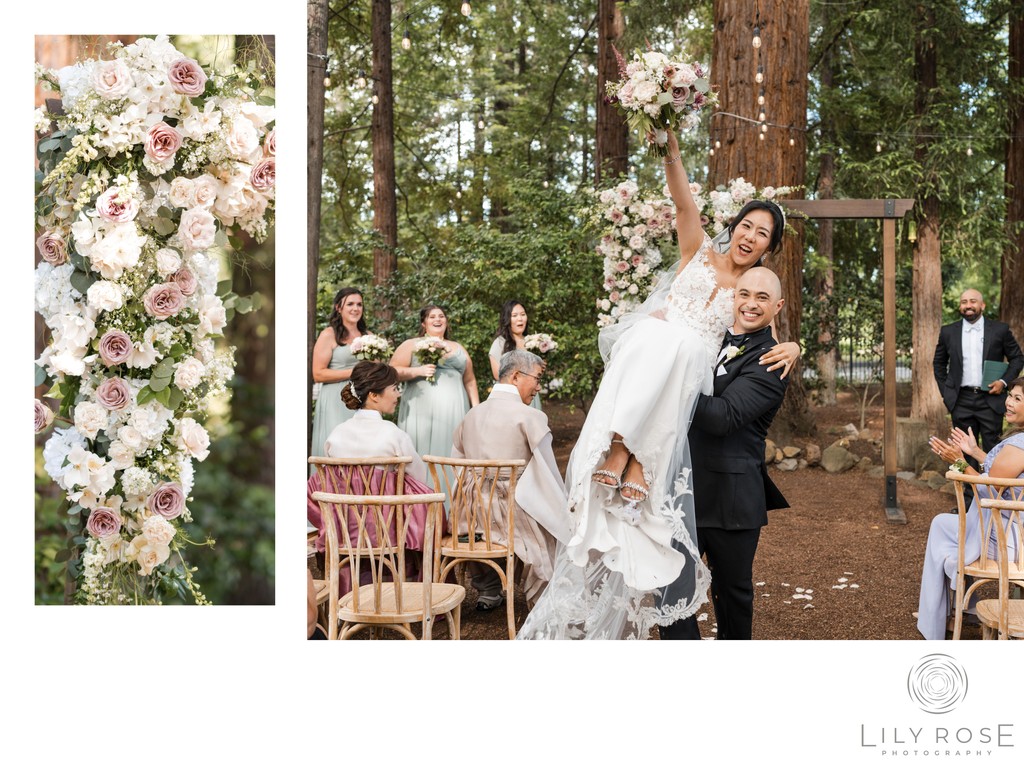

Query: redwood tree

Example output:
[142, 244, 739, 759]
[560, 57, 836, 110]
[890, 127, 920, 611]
[1001, 4, 1024, 340]
[307, 0, 328, 451]
[710, 0, 812, 433]
[595, 0, 628, 185]
[371, 0, 398, 297]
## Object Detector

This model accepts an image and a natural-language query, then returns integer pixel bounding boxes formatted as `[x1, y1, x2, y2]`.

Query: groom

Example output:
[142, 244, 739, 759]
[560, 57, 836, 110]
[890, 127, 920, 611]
[660, 267, 790, 640]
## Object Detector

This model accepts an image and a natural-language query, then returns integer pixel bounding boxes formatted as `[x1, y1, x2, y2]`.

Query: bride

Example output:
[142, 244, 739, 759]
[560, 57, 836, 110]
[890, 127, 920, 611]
[518, 130, 799, 639]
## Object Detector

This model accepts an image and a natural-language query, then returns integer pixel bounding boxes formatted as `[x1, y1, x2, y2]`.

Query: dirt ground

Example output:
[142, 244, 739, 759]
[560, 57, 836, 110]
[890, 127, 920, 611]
[335, 388, 988, 640]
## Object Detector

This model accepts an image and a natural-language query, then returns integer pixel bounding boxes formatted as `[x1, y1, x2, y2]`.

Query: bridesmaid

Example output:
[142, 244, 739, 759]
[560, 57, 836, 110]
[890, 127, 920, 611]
[310, 287, 366, 458]
[488, 299, 542, 410]
[390, 304, 479, 463]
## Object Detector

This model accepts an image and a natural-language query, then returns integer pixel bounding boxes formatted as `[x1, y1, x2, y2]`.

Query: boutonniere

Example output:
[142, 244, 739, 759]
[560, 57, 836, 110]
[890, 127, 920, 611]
[715, 344, 746, 376]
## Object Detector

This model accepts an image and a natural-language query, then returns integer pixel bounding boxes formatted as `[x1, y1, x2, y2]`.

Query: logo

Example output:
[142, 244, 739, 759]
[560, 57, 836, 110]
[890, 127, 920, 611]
[907, 654, 969, 714]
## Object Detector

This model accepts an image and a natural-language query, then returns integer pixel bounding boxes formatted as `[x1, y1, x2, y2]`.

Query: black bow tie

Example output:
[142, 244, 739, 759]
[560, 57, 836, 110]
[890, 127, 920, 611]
[723, 331, 749, 348]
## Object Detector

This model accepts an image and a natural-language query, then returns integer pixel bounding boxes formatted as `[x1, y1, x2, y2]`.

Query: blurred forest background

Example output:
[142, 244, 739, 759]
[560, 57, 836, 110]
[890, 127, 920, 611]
[34, 35, 275, 605]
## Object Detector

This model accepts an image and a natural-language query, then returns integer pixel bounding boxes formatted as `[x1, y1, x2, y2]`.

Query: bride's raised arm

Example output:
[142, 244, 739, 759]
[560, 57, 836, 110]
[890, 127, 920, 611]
[663, 130, 706, 269]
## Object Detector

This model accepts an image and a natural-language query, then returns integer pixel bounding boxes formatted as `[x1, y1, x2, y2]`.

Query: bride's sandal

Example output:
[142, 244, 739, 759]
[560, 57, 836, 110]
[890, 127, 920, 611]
[619, 459, 649, 526]
[592, 438, 628, 489]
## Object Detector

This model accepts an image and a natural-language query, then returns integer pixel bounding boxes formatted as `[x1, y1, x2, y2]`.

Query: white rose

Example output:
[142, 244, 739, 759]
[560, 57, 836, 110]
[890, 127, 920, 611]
[130, 536, 171, 576]
[225, 116, 260, 161]
[632, 80, 657, 104]
[89, 223, 146, 280]
[117, 425, 146, 453]
[106, 440, 135, 470]
[173, 356, 205, 390]
[86, 280, 124, 312]
[142, 515, 176, 547]
[177, 417, 211, 461]
[155, 247, 182, 277]
[74, 402, 108, 440]
[48, 349, 86, 377]
[71, 215, 97, 253]
[168, 177, 196, 208]
[92, 59, 132, 100]
[178, 208, 216, 252]
[197, 295, 227, 337]
[192, 174, 219, 208]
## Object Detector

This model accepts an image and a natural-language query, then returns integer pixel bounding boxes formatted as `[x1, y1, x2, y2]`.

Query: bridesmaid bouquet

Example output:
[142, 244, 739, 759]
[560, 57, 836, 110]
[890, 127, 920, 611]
[523, 333, 558, 355]
[414, 338, 448, 383]
[605, 47, 716, 156]
[350, 334, 393, 362]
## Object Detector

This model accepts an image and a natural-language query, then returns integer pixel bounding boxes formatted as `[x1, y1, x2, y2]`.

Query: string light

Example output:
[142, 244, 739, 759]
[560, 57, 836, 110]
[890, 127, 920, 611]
[758, 111, 766, 122]
[709, 147, 715, 155]
[543, 180, 549, 188]
[757, 93, 765, 106]
[752, 27, 762, 48]
[371, 94, 379, 105]
[755, 66, 764, 84]
[789, 137, 795, 146]
[461, 2, 471, 16]
[402, 29, 411, 50]
[324, 74, 331, 88]
[761, 123, 768, 133]
[966, 145, 973, 157]
[759, 133, 765, 141]
[456, 189, 462, 199]
[477, 119, 485, 129]
[876, 141, 882, 153]
[714, 139, 721, 149]
[356, 69, 367, 88]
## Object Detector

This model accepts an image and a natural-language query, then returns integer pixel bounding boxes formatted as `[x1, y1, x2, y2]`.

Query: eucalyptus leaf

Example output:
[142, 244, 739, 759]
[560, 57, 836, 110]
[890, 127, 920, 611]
[155, 386, 172, 407]
[168, 343, 186, 357]
[153, 216, 176, 236]
[137, 386, 156, 405]
[70, 269, 97, 295]
[149, 375, 170, 392]
[167, 386, 184, 410]
[55, 548, 71, 563]
[67, 504, 82, 516]
[217, 278, 233, 295]
[34, 364, 48, 387]
[67, 561, 80, 578]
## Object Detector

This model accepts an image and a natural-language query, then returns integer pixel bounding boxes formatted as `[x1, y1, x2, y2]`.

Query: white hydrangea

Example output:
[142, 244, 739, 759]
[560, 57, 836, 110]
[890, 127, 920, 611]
[34, 263, 80, 324]
[43, 427, 88, 485]
[121, 466, 155, 497]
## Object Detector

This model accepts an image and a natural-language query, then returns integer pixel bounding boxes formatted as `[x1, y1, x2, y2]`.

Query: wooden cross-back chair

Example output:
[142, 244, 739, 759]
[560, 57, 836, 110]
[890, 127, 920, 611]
[313, 490, 464, 640]
[424, 455, 527, 639]
[945, 472, 1024, 639]
[307, 455, 414, 618]
[975, 494, 1024, 639]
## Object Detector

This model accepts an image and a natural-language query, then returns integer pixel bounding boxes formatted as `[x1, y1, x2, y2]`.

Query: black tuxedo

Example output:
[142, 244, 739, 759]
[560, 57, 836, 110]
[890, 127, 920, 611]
[660, 325, 788, 640]
[933, 317, 1023, 455]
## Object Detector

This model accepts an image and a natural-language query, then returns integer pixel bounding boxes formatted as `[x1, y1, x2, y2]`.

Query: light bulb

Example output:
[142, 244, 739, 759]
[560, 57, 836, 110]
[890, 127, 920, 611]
[967, 146, 973, 156]
[757, 94, 765, 105]
[461, 2, 471, 16]
[759, 133, 765, 141]
[709, 147, 715, 155]
[477, 119, 484, 129]
[356, 70, 367, 88]
[789, 137, 795, 146]
[714, 139, 721, 149]
[402, 31, 411, 50]
[876, 142, 882, 153]
[456, 190, 462, 199]
[752, 35, 762, 49]
[758, 111, 766, 122]
[324, 75, 331, 88]
[761, 123, 768, 133]
[755, 71, 764, 83]
[543, 180, 549, 188]
[371, 94, 379, 105]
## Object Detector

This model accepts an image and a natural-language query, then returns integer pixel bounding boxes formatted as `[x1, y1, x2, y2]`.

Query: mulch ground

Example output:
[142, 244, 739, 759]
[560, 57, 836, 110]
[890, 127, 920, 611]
[330, 388, 988, 640]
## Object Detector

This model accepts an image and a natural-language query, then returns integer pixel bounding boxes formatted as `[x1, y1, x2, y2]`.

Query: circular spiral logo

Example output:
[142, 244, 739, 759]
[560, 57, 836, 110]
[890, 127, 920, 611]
[907, 654, 969, 714]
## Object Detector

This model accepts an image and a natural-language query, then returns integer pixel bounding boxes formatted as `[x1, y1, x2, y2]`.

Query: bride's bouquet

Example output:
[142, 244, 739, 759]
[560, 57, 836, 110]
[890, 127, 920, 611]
[350, 333, 393, 362]
[414, 337, 448, 383]
[605, 47, 716, 156]
[523, 333, 558, 355]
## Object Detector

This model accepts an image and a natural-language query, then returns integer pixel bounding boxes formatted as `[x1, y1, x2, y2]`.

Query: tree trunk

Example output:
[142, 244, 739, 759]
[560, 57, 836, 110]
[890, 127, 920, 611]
[1002, 5, 1024, 340]
[594, 0, 628, 186]
[814, 9, 837, 406]
[910, 2, 947, 433]
[711, 0, 813, 434]
[371, 0, 398, 301]
[307, 0, 328, 454]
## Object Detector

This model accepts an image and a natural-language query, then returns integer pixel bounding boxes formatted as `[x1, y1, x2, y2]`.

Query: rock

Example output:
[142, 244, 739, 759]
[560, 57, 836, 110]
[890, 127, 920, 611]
[804, 443, 822, 466]
[915, 444, 947, 474]
[897, 470, 916, 481]
[829, 437, 850, 450]
[927, 475, 950, 491]
[782, 445, 802, 458]
[843, 423, 859, 438]
[897, 417, 930, 471]
[775, 448, 784, 463]
[777, 458, 798, 471]
[821, 444, 858, 473]
[798, 459, 808, 470]
[919, 470, 941, 482]
[867, 466, 885, 478]
[857, 456, 873, 470]
[765, 439, 777, 463]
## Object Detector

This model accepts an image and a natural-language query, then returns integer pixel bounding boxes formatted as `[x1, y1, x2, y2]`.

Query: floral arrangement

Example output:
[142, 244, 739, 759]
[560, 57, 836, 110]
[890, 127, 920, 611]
[33, 36, 275, 605]
[523, 333, 558, 355]
[689, 177, 797, 235]
[593, 180, 676, 328]
[413, 337, 449, 383]
[605, 48, 716, 156]
[350, 333, 393, 362]
[593, 178, 794, 328]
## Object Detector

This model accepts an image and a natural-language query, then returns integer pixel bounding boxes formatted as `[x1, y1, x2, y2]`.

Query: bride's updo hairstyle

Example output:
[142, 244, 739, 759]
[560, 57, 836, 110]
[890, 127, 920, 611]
[341, 361, 398, 410]
[728, 200, 786, 257]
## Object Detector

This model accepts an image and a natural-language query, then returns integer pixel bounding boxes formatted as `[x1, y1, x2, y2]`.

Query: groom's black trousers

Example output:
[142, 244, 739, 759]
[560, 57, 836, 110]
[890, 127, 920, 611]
[659, 527, 762, 640]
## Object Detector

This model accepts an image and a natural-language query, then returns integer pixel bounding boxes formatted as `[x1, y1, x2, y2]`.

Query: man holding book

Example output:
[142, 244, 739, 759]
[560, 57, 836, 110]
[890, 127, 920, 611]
[933, 289, 1024, 470]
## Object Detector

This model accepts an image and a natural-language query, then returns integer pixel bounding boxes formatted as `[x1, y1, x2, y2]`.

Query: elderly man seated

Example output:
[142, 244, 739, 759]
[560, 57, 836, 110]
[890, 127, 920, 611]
[451, 349, 568, 611]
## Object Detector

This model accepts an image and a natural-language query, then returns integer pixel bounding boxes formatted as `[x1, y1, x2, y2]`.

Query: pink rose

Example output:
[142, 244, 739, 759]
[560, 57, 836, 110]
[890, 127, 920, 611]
[99, 330, 133, 366]
[143, 282, 185, 320]
[170, 267, 197, 296]
[95, 187, 139, 223]
[95, 376, 132, 411]
[615, 261, 629, 272]
[631, 255, 643, 266]
[178, 208, 216, 251]
[34, 399, 54, 433]
[86, 507, 122, 539]
[167, 58, 208, 97]
[36, 231, 68, 266]
[263, 128, 275, 157]
[249, 158, 275, 192]
[147, 482, 185, 520]
[144, 122, 183, 165]
[609, 291, 621, 302]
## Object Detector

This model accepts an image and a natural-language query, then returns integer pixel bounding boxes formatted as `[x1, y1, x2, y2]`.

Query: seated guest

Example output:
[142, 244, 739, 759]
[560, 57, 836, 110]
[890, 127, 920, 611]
[451, 349, 569, 610]
[918, 376, 1024, 639]
[307, 361, 434, 593]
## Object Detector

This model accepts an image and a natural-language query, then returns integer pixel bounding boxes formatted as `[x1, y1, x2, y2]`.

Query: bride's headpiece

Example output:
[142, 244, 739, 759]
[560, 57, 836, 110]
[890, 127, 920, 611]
[348, 380, 362, 404]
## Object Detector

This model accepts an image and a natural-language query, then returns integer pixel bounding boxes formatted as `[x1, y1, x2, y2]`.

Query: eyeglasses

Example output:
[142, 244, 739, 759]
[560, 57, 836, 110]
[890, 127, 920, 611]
[516, 370, 543, 382]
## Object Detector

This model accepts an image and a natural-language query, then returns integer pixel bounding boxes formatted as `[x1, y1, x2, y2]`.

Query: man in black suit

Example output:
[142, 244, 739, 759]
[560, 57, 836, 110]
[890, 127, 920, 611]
[660, 267, 789, 640]
[933, 289, 1024, 467]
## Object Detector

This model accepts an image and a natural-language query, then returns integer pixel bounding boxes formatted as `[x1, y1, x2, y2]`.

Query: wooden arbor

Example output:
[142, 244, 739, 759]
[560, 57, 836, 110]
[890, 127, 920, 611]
[784, 199, 915, 523]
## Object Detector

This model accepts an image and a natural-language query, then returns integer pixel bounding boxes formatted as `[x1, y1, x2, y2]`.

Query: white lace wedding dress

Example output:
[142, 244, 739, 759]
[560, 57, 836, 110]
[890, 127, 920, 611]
[518, 235, 729, 639]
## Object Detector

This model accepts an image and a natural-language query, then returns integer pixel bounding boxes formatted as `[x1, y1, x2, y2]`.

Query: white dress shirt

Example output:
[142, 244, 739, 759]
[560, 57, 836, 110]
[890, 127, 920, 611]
[961, 315, 985, 388]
